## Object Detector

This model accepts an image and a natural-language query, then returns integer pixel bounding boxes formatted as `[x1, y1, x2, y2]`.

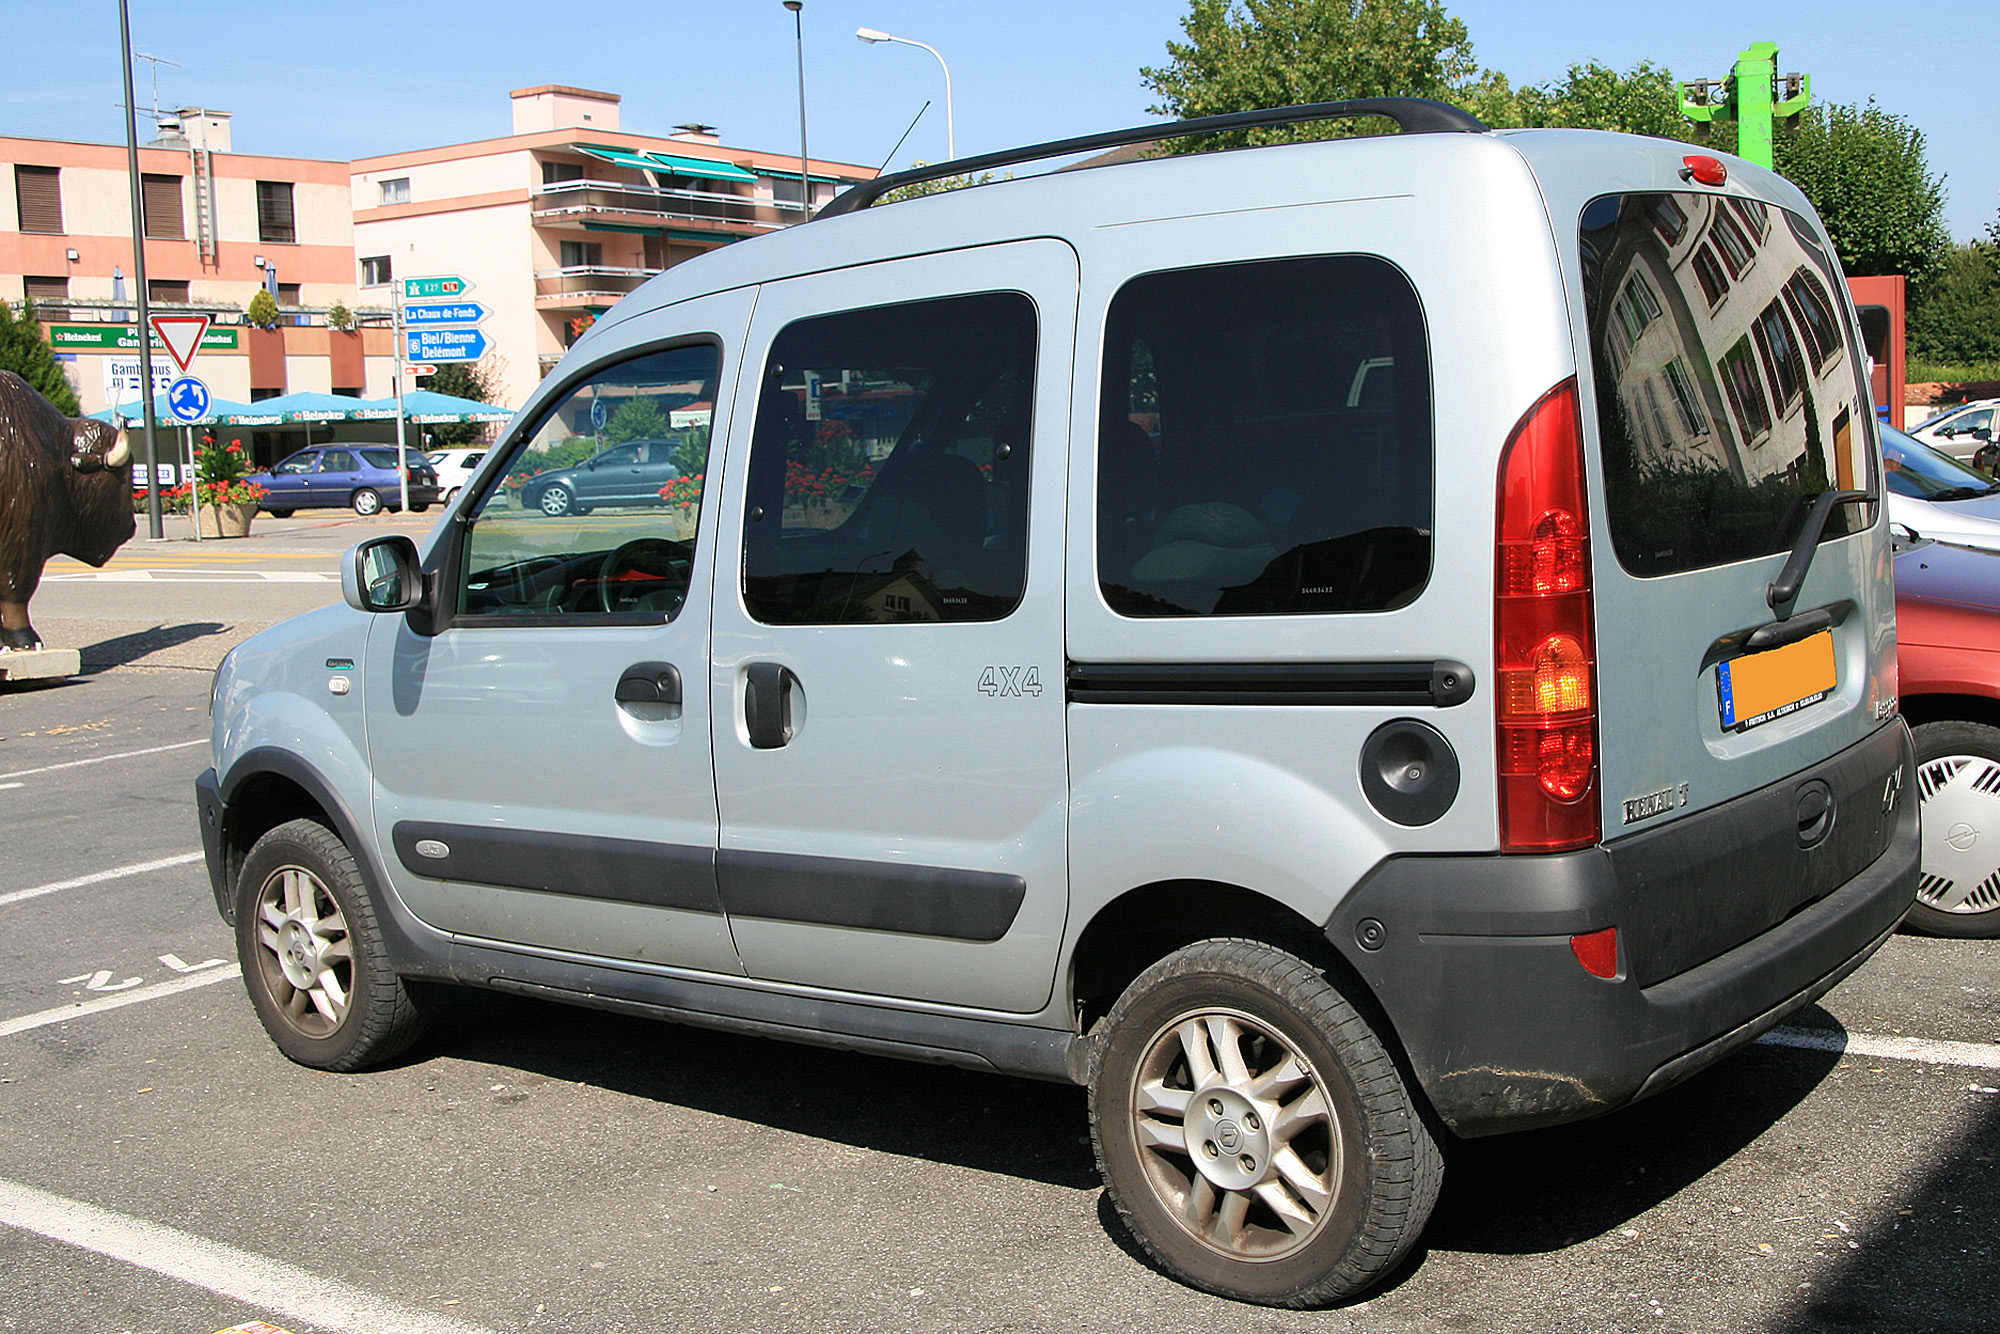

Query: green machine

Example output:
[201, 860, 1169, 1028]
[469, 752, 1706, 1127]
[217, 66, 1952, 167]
[1678, 41, 1810, 169]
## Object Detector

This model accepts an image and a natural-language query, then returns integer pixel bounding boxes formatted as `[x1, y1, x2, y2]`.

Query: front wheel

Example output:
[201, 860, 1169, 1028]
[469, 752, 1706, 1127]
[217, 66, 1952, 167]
[1089, 939, 1441, 1307]
[537, 484, 575, 517]
[350, 488, 383, 516]
[1910, 719, 2000, 937]
[235, 818, 426, 1070]
[264, 508, 294, 518]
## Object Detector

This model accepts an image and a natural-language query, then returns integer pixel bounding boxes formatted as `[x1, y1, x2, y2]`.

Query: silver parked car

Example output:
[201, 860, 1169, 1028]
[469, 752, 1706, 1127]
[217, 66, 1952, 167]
[199, 100, 1915, 1307]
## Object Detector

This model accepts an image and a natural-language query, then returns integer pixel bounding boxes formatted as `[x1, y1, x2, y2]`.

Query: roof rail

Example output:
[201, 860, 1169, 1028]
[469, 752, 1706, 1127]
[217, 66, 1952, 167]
[815, 97, 1487, 221]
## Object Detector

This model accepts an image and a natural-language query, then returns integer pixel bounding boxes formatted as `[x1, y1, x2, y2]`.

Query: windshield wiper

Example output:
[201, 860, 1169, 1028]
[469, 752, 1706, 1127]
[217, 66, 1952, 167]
[1767, 489, 1869, 612]
[1930, 484, 2000, 502]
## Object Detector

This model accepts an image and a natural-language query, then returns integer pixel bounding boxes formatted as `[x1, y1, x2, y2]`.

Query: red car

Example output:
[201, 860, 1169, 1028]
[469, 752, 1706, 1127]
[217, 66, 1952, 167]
[1895, 531, 2000, 936]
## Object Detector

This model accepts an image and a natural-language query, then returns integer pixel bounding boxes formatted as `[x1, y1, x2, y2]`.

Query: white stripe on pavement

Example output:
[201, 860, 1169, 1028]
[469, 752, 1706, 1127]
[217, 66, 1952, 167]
[0, 1178, 503, 1334]
[0, 965, 241, 1039]
[0, 738, 207, 782]
[1758, 1024, 2000, 1071]
[0, 852, 205, 908]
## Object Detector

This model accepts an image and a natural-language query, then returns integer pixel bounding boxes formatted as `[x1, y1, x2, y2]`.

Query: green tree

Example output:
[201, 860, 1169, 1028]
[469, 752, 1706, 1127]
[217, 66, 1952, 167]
[326, 300, 355, 332]
[1910, 236, 2000, 366]
[424, 358, 502, 446]
[1142, 0, 1477, 149]
[880, 164, 1009, 203]
[1470, 60, 1692, 139]
[245, 288, 280, 329]
[0, 299, 80, 415]
[1771, 99, 1950, 293]
[601, 397, 669, 445]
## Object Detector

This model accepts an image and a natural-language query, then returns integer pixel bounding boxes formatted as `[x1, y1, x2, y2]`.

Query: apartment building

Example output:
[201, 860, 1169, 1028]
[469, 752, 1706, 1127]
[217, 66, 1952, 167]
[2, 112, 395, 416]
[351, 86, 876, 411]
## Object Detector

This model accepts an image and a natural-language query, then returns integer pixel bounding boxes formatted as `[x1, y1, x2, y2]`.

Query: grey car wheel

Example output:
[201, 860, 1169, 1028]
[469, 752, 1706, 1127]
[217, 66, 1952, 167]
[1910, 720, 2000, 937]
[236, 818, 427, 1070]
[351, 487, 384, 516]
[1089, 939, 1441, 1306]
[538, 484, 575, 517]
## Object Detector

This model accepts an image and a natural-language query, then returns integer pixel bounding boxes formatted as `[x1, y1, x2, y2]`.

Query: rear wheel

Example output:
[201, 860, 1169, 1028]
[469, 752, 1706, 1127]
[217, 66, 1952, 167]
[1088, 939, 1441, 1306]
[351, 488, 383, 516]
[265, 508, 294, 518]
[1910, 720, 2000, 937]
[235, 818, 426, 1070]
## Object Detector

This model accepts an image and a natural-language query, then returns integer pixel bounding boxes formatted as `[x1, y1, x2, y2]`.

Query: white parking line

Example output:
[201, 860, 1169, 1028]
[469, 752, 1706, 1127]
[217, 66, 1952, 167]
[0, 1178, 503, 1334]
[0, 738, 207, 782]
[0, 852, 205, 908]
[1758, 1024, 2000, 1071]
[0, 966, 241, 1039]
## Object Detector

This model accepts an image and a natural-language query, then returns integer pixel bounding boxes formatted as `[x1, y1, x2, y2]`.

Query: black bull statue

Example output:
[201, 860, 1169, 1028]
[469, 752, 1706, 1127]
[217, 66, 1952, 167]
[0, 370, 136, 652]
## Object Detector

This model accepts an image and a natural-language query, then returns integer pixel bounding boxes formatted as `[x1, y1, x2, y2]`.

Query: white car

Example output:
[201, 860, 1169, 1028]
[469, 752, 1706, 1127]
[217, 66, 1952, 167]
[1884, 423, 2000, 551]
[1907, 398, 2000, 460]
[424, 447, 486, 503]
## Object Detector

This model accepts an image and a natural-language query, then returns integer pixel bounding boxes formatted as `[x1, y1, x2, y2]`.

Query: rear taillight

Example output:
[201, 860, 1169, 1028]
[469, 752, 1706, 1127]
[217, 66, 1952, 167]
[1496, 379, 1599, 852]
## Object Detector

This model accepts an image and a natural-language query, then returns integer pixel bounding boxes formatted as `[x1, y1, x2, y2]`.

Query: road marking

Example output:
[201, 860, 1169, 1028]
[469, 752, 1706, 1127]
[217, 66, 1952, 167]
[1759, 1024, 2000, 1071]
[0, 739, 207, 782]
[0, 1178, 503, 1334]
[44, 570, 335, 583]
[0, 965, 240, 1039]
[0, 852, 205, 908]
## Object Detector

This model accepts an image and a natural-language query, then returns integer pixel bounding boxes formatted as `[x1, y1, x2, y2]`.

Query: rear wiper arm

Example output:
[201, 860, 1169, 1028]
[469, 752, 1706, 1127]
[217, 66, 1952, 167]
[1767, 489, 1869, 611]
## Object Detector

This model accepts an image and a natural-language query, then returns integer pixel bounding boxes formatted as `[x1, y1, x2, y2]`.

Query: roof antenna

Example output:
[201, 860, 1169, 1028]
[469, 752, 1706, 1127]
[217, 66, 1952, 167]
[875, 100, 931, 175]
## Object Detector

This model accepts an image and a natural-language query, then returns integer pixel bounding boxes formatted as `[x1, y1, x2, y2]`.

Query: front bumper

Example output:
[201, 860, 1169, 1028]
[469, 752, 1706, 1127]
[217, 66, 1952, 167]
[1329, 722, 1918, 1137]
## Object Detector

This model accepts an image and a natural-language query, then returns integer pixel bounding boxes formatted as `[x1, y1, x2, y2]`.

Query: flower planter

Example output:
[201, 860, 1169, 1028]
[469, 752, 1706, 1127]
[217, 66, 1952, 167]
[196, 501, 257, 539]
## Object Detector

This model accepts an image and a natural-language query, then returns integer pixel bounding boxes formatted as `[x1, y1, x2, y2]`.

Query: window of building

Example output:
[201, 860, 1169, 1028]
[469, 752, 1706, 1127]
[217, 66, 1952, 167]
[1690, 245, 1729, 308]
[256, 180, 296, 244]
[1710, 206, 1757, 278]
[541, 161, 586, 185]
[141, 174, 185, 240]
[1661, 358, 1708, 435]
[277, 283, 301, 306]
[360, 255, 393, 286]
[560, 240, 603, 269]
[23, 275, 68, 318]
[148, 279, 190, 304]
[1717, 336, 1772, 442]
[13, 165, 62, 234]
[379, 177, 410, 206]
[1783, 269, 1843, 370]
[1651, 195, 1689, 245]
[743, 292, 1037, 625]
[1616, 274, 1662, 345]
[1752, 298, 1804, 409]
[460, 343, 722, 620]
[1098, 254, 1433, 617]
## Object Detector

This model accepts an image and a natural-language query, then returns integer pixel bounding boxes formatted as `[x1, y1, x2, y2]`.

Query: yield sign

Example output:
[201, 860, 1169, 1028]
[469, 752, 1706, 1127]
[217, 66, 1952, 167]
[149, 313, 211, 374]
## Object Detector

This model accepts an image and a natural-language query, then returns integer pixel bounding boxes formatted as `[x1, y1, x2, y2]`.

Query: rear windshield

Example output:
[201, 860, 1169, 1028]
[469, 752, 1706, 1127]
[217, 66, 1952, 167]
[1581, 193, 1876, 577]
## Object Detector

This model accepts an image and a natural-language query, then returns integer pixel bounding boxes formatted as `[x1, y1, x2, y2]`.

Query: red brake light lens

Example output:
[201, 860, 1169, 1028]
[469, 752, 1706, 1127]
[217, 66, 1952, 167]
[1681, 155, 1728, 187]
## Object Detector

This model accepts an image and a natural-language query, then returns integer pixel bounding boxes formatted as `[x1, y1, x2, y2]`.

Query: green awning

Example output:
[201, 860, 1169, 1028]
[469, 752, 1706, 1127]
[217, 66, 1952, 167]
[573, 144, 758, 184]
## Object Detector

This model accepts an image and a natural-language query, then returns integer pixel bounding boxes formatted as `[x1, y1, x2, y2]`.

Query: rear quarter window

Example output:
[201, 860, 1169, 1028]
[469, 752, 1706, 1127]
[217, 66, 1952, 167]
[1582, 193, 1876, 577]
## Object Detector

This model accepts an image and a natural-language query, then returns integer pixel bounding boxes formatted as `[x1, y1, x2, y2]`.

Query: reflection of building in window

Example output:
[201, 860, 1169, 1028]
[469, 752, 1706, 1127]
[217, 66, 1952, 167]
[1691, 246, 1729, 307]
[1615, 275, 1663, 344]
[1753, 299, 1804, 409]
[1662, 358, 1707, 435]
[1783, 271, 1842, 371]
[1651, 195, 1688, 244]
[1719, 338, 1772, 442]
[1711, 207, 1757, 278]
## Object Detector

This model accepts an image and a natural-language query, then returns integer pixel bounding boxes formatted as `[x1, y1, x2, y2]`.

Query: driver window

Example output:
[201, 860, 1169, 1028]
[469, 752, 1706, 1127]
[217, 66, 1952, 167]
[457, 342, 720, 620]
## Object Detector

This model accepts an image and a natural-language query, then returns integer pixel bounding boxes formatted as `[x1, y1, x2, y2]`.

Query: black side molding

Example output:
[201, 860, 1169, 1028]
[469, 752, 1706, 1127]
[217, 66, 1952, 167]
[1066, 659, 1474, 708]
[391, 822, 723, 915]
[717, 849, 1027, 943]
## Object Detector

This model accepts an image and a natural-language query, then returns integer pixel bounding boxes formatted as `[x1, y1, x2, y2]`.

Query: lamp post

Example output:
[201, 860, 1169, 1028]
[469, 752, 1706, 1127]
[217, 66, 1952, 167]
[855, 27, 954, 162]
[783, 1, 809, 218]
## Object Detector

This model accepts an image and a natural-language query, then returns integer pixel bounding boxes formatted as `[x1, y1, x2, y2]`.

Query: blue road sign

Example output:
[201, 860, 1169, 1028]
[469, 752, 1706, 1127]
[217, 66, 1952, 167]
[404, 301, 488, 326]
[403, 327, 488, 363]
[590, 399, 608, 431]
[167, 376, 210, 424]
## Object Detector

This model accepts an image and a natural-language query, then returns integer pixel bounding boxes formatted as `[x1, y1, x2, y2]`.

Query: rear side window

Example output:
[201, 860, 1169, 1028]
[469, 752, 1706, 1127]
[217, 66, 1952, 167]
[1097, 255, 1432, 617]
[1583, 193, 1875, 578]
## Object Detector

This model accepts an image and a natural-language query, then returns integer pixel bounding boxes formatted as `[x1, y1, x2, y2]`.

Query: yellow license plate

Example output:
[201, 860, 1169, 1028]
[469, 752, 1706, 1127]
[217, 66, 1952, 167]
[1718, 630, 1836, 732]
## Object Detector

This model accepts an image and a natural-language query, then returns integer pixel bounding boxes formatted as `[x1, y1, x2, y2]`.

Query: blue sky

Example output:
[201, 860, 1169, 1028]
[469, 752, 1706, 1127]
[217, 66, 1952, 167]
[8, 1, 1995, 240]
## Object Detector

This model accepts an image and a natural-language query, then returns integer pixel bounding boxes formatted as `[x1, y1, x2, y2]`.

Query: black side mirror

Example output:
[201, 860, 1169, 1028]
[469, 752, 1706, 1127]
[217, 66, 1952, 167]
[342, 535, 425, 613]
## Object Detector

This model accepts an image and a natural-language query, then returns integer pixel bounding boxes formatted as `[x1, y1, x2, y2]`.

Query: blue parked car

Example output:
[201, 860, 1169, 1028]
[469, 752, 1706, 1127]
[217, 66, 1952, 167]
[250, 446, 441, 516]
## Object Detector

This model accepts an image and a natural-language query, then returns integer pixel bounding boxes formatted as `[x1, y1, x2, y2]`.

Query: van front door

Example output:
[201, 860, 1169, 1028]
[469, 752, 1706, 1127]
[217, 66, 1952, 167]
[707, 242, 1077, 1014]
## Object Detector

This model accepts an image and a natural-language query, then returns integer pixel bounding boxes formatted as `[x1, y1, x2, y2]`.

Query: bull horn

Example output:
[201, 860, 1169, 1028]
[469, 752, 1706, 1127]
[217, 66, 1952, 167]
[106, 428, 131, 469]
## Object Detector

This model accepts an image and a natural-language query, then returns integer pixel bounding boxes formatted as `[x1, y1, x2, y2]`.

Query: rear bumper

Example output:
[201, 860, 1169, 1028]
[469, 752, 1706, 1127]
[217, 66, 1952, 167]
[1328, 721, 1918, 1137]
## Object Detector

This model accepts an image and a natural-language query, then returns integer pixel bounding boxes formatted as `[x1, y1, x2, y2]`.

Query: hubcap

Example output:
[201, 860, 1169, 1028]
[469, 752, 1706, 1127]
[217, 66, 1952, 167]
[254, 865, 354, 1035]
[1129, 1007, 1340, 1262]
[1917, 754, 2000, 916]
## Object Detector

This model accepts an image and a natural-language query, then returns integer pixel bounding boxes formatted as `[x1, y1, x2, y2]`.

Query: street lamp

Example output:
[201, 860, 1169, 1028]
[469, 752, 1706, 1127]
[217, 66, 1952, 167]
[855, 27, 954, 162]
[783, 2, 809, 217]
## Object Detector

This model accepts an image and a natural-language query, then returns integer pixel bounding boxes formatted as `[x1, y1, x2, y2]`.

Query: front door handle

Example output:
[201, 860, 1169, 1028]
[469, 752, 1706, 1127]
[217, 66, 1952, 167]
[615, 662, 682, 721]
[744, 662, 798, 749]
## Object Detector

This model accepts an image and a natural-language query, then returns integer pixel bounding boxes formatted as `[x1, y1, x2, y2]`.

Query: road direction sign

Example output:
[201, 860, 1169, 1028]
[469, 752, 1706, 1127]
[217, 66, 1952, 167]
[150, 314, 212, 374]
[167, 376, 210, 424]
[404, 301, 487, 326]
[403, 275, 473, 301]
[403, 327, 487, 363]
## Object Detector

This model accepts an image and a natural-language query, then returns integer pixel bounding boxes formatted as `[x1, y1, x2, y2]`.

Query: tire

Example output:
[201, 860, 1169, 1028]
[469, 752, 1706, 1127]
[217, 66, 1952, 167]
[442, 486, 460, 504]
[265, 508, 294, 518]
[235, 818, 427, 1070]
[1909, 719, 2000, 938]
[538, 484, 575, 517]
[1088, 939, 1441, 1307]
[410, 503, 430, 513]
[351, 488, 384, 517]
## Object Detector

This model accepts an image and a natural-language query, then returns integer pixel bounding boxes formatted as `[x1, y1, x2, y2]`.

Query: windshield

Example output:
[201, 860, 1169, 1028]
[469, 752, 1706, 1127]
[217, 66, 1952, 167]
[1883, 424, 2000, 501]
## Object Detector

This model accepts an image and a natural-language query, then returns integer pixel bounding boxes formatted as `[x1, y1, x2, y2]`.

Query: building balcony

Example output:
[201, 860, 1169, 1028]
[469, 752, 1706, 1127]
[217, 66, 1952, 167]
[531, 178, 802, 235]
[533, 265, 659, 311]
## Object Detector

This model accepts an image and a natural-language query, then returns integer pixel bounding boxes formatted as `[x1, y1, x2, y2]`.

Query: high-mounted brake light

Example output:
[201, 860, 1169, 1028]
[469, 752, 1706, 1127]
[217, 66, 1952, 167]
[1680, 155, 1727, 187]
[1495, 379, 1599, 852]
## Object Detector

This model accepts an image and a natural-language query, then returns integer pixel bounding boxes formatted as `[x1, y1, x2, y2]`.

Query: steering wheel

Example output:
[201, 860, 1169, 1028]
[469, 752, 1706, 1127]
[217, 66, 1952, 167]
[597, 538, 691, 614]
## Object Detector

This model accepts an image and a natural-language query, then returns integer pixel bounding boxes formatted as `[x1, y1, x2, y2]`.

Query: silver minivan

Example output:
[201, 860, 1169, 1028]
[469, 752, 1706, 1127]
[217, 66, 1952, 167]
[198, 99, 1917, 1306]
